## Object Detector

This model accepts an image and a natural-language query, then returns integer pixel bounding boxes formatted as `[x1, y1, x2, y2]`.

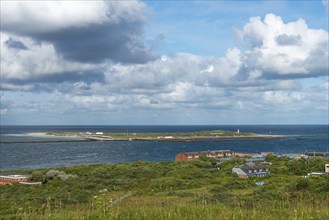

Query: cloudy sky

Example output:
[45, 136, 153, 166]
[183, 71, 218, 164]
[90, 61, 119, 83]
[1, 0, 328, 125]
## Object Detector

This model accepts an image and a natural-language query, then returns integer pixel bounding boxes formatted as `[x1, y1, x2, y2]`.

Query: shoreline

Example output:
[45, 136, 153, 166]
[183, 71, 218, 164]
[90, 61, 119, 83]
[24, 132, 81, 138]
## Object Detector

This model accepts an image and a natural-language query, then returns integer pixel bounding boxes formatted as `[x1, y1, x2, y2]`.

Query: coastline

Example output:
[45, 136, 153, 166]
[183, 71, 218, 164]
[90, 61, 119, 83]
[23, 132, 81, 138]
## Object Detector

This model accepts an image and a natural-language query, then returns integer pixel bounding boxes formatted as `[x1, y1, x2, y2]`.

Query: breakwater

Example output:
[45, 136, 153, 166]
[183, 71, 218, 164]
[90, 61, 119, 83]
[305, 152, 329, 156]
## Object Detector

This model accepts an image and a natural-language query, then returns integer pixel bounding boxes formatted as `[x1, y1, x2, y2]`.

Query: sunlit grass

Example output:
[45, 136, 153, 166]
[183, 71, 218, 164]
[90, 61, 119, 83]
[2, 157, 329, 220]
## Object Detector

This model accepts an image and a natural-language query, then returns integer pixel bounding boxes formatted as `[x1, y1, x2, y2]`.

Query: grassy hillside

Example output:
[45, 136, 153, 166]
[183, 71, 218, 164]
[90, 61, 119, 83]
[1, 156, 328, 219]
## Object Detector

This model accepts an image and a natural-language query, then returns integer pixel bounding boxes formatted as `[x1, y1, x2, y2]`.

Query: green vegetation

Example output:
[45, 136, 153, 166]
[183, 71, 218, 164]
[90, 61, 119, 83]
[46, 130, 258, 140]
[1, 157, 329, 219]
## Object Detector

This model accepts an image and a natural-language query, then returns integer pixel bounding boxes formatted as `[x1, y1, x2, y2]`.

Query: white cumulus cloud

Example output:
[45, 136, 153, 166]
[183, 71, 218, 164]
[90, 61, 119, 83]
[242, 13, 328, 77]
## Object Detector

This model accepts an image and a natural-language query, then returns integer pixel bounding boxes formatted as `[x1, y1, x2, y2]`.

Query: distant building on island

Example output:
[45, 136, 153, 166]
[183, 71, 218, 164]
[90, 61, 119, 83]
[232, 162, 270, 179]
[157, 136, 173, 139]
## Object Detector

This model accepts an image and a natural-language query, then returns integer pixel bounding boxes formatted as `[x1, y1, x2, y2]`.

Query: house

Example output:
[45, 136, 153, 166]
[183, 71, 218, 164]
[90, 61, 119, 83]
[261, 152, 275, 156]
[175, 150, 233, 161]
[0, 175, 28, 185]
[96, 132, 104, 135]
[283, 154, 308, 159]
[246, 154, 265, 162]
[234, 152, 252, 157]
[175, 150, 260, 161]
[232, 162, 270, 179]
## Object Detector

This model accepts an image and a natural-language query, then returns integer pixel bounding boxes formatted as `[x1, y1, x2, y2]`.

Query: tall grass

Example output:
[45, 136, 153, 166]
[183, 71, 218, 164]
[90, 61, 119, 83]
[13, 193, 329, 220]
[2, 158, 329, 220]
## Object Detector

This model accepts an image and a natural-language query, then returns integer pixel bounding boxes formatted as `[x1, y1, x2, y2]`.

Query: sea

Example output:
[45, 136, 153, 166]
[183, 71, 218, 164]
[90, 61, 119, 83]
[0, 125, 328, 170]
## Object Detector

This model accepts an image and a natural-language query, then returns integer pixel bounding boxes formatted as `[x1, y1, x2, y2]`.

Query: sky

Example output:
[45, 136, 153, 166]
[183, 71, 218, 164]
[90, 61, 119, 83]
[0, 0, 328, 125]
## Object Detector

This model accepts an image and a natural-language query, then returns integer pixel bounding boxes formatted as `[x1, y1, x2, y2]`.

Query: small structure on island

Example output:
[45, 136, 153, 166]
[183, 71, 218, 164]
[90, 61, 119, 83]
[232, 162, 270, 179]
[96, 132, 104, 135]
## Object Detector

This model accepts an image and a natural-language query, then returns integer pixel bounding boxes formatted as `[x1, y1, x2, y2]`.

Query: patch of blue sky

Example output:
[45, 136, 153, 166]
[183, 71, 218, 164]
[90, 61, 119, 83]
[144, 0, 328, 56]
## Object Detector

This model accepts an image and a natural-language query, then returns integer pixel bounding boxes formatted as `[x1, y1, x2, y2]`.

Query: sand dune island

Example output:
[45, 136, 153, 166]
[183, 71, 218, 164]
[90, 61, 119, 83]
[39, 130, 283, 142]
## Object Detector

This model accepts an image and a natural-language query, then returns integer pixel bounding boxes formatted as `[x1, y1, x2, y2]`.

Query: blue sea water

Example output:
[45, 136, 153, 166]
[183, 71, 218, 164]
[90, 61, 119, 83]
[0, 125, 328, 170]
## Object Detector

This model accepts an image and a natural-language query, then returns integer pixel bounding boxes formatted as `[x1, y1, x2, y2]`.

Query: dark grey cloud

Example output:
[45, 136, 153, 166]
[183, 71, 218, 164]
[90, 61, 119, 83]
[28, 21, 156, 64]
[1, 70, 105, 92]
[1, 2, 156, 64]
[149, 99, 160, 104]
[276, 34, 301, 46]
[4, 37, 28, 50]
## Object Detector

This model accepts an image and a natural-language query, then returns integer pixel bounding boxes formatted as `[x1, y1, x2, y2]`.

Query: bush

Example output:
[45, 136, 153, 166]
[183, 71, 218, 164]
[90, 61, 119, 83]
[44, 170, 77, 182]
[295, 178, 310, 191]
[30, 170, 45, 182]
[149, 177, 188, 191]
[224, 178, 253, 189]
[210, 185, 227, 193]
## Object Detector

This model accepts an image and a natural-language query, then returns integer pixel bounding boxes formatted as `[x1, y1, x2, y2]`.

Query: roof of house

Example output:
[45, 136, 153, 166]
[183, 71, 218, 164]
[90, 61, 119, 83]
[179, 150, 232, 156]
[237, 162, 267, 172]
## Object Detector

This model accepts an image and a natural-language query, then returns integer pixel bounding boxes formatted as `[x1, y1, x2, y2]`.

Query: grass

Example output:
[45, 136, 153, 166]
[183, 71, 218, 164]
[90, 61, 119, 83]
[1, 157, 329, 219]
[12, 191, 329, 220]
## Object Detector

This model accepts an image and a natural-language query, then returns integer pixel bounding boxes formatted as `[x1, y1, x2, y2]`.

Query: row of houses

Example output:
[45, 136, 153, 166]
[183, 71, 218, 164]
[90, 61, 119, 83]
[175, 150, 256, 161]
[175, 150, 329, 162]
[175, 149, 329, 179]
[175, 150, 272, 179]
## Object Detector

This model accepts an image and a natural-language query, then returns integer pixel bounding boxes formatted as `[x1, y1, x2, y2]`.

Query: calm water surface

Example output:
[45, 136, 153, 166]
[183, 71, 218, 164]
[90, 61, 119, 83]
[1, 125, 328, 170]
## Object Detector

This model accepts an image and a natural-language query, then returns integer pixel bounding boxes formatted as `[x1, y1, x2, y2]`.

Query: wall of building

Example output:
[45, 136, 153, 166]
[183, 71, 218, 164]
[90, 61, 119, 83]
[0, 175, 28, 185]
[175, 153, 188, 161]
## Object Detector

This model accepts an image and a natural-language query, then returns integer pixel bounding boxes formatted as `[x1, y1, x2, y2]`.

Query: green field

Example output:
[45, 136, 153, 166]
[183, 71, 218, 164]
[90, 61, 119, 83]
[1, 156, 328, 219]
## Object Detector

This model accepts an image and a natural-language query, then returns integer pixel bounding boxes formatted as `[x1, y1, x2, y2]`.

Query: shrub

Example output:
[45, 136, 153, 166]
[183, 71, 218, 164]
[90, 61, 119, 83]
[44, 170, 77, 182]
[149, 177, 189, 191]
